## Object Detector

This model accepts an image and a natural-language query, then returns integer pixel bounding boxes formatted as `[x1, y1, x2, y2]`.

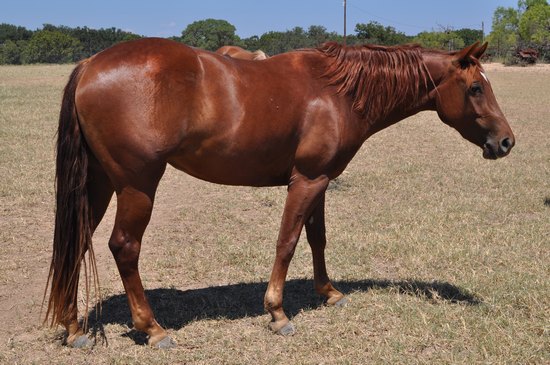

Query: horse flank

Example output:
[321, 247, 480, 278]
[318, 42, 430, 122]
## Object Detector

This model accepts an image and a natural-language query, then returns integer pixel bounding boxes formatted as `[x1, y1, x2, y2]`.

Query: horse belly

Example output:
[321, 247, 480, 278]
[166, 144, 294, 187]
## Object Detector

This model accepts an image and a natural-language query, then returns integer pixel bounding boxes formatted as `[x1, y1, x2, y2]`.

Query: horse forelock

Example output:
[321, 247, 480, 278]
[318, 42, 430, 121]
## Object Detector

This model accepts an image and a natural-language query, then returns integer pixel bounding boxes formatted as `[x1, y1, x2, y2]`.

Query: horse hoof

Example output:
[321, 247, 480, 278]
[70, 334, 93, 348]
[270, 321, 296, 336]
[278, 322, 296, 336]
[152, 336, 176, 349]
[334, 297, 349, 307]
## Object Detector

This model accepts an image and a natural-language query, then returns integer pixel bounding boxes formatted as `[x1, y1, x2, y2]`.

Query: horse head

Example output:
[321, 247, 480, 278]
[429, 42, 515, 159]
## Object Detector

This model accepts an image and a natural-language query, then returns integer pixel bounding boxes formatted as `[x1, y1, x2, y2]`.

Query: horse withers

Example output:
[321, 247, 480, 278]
[45, 39, 514, 348]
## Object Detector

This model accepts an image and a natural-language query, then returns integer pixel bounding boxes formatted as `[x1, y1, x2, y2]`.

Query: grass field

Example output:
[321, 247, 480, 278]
[0, 63, 548, 364]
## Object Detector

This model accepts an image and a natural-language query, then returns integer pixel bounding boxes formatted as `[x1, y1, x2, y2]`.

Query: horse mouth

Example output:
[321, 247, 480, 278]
[483, 143, 498, 160]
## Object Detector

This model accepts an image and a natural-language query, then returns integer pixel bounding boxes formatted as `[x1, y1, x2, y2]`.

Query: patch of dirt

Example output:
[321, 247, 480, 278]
[482, 62, 550, 73]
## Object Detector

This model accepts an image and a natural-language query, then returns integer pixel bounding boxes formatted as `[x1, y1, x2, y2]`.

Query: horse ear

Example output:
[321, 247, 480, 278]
[453, 42, 480, 67]
[472, 42, 488, 59]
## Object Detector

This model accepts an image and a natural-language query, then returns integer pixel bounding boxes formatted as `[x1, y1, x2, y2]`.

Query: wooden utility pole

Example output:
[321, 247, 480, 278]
[343, 0, 347, 45]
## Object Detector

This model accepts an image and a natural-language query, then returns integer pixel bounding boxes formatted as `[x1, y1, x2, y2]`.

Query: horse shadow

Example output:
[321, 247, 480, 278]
[88, 278, 481, 344]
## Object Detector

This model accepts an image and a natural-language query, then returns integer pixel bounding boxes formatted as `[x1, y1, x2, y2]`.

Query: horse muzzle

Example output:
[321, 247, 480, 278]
[483, 135, 515, 159]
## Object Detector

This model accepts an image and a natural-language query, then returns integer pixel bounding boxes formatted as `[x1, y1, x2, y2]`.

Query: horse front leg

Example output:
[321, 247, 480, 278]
[305, 194, 347, 306]
[264, 173, 329, 335]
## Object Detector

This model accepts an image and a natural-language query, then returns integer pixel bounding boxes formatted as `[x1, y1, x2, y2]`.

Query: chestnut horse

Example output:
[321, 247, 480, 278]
[45, 38, 514, 348]
[216, 45, 269, 60]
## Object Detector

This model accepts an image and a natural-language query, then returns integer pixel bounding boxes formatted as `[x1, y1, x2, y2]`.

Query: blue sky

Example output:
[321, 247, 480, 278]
[2, 0, 518, 38]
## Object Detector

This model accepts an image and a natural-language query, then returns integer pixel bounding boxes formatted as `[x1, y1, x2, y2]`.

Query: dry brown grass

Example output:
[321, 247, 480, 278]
[0, 63, 548, 364]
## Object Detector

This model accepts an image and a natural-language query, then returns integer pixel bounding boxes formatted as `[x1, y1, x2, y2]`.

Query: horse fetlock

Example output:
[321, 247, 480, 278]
[265, 302, 294, 335]
[132, 316, 160, 333]
[323, 286, 347, 306]
[263, 293, 282, 313]
[63, 320, 86, 346]
[315, 282, 348, 307]
[135, 318, 169, 345]
[315, 282, 343, 300]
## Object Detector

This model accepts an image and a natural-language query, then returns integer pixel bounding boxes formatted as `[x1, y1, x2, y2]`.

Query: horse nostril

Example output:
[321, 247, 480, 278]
[500, 137, 512, 153]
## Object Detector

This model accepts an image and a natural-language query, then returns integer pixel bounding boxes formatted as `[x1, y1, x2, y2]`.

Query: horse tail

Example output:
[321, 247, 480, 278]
[43, 59, 99, 329]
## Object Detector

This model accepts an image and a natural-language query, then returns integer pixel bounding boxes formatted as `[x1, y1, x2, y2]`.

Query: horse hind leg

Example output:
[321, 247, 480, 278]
[304, 195, 347, 307]
[107, 162, 175, 348]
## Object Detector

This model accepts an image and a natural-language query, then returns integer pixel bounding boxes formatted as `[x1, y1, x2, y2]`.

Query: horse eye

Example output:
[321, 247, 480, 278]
[470, 83, 483, 95]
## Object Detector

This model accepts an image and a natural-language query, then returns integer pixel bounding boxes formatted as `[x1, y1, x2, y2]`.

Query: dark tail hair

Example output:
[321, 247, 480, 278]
[43, 60, 99, 330]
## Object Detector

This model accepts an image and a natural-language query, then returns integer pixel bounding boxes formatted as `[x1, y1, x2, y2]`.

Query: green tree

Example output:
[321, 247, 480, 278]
[181, 19, 241, 51]
[243, 35, 261, 50]
[341, 34, 360, 45]
[257, 31, 291, 54]
[0, 23, 32, 44]
[41, 24, 141, 58]
[0, 40, 24, 64]
[285, 26, 309, 49]
[455, 28, 483, 46]
[487, 6, 519, 57]
[250, 25, 353, 55]
[355, 21, 411, 45]
[518, 1, 550, 43]
[21, 30, 81, 63]
[518, 0, 549, 13]
[307, 25, 340, 47]
[257, 26, 320, 55]
[413, 30, 465, 50]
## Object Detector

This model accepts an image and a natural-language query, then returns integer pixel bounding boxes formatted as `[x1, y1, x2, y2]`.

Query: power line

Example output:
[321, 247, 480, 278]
[343, 0, 347, 45]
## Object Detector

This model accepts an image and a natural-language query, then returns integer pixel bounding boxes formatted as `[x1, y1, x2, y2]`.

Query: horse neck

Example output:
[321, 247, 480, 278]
[419, 51, 451, 109]
[359, 50, 442, 137]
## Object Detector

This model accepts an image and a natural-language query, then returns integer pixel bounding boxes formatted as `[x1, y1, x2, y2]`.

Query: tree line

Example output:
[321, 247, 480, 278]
[1, 0, 548, 65]
[175, 19, 484, 55]
[0, 24, 140, 64]
[487, 0, 550, 61]
[0, 21, 483, 65]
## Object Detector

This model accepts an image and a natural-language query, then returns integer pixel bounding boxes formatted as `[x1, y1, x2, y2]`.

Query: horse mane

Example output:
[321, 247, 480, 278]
[317, 42, 430, 121]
